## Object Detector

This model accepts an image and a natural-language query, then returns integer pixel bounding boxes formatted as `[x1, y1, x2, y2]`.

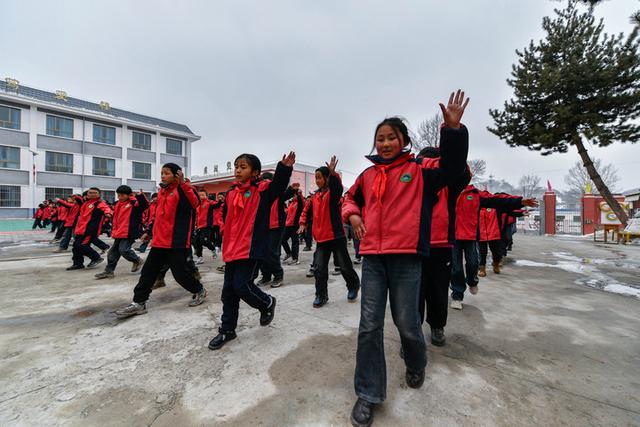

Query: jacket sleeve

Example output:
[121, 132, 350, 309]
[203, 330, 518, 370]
[342, 174, 365, 223]
[282, 186, 296, 202]
[421, 126, 469, 194]
[265, 162, 293, 203]
[180, 182, 201, 209]
[479, 192, 523, 212]
[299, 198, 312, 227]
[134, 193, 150, 212]
[328, 173, 344, 204]
[57, 199, 74, 209]
[99, 201, 113, 217]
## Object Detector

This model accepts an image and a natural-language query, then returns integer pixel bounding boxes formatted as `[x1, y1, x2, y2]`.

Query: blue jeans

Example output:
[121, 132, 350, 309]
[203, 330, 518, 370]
[354, 254, 427, 404]
[450, 240, 479, 301]
[59, 227, 73, 250]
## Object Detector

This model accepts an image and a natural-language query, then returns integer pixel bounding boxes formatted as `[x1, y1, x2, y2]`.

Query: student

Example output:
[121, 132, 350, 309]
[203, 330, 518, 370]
[212, 192, 225, 255]
[136, 193, 158, 253]
[302, 195, 314, 252]
[66, 188, 113, 270]
[257, 172, 295, 288]
[95, 186, 149, 279]
[478, 207, 506, 276]
[54, 195, 83, 252]
[208, 152, 295, 351]
[281, 183, 304, 266]
[298, 159, 360, 308]
[32, 204, 45, 229]
[51, 199, 69, 242]
[115, 164, 207, 318]
[343, 91, 469, 427]
[42, 201, 53, 229]
[193, 188, 217, 264]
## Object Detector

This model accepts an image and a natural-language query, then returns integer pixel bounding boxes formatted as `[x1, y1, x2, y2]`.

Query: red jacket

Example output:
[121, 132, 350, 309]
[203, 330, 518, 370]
[42, 206, 52, 220]
[342, 126, 469, 256]
[75, 198, 112, 237]
[455, 186, 523, 241]
[196, 199, 216, 230]
[269, 187, 296, 229]
[300, 174, 345, 243]
[151, 182, 200, 249]
[56, 204, 69, 222]
[112, 194, 149, 239]
[213, 201, 224, 229]
[58, 196, 83, 227]
[34, 207, 44, 219]
[222, 162, 292, 262]
[479, 208, 501, 242]
[285, 192, 304, 227]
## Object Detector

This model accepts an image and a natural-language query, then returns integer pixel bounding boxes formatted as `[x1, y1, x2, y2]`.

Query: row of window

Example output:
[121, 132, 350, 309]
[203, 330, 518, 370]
[0, 105, 184, 154]
[0, 185, 121, 207]
[0, 146, 153, 179]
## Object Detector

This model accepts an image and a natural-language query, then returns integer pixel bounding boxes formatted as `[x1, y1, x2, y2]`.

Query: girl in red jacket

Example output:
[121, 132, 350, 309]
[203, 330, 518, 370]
[193, 189, 217, 264]
[208, 152, 295, 351]
[343, 90, 469, 427]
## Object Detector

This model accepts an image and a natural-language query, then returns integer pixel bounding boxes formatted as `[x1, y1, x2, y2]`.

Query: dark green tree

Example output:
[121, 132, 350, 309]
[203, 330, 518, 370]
[489, 0, 640, 223]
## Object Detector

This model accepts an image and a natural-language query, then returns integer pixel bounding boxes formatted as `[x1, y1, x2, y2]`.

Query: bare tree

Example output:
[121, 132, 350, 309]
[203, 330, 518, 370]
[468, 159, 486, 184]
[564, 158, 620, 200]
[413, 111, 442, 152]
[518, 174, 543, 199]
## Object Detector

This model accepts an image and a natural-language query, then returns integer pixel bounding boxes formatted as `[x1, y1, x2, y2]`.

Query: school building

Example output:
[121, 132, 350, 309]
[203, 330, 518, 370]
[0, 77, 200, 218]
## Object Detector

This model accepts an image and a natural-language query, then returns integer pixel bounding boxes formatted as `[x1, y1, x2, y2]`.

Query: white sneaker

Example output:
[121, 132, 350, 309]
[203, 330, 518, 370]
[450, 300, 463, 310]
[195, 256, 204, 265]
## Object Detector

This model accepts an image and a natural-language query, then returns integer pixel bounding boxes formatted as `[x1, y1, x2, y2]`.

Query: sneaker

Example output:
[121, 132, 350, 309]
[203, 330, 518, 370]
[450, 299, 463, 310]
[100, 247, 109, 255]
[115, 302, 147, 319]
[194, 256, 204, 265]
[306, 268, 315, 278]
[302, 247, 312, 252]
[469, 286, 479, 295]
[353, 258, 362, 264]
[313, 296, 328, 308]
[87, 258, 104, 268]
[478, 266, 486, 277]
[282, 254, 291, 262]
[95, 271, 114, 280]
[431, 327, 446, 346]
[188, 287, 208, 307]
[53, 248, 67, 253]
[287, 259, 300, 265]
[405, 369, 425, 389]
[208, 331, 237, 350]
[216, 264, 225, 273]
[257, 277, 272, 286]
[492, 261, 501, 274]
[260, 297, 276, 326]
[152, 278, 166, 289]
[331, 268, 341, 276]
[270, 277, 283, 288]
[350, 398, 375, 427]
[131, 258, 144, 273]
[347, 288, 359, 302]
[66, 264, 84, 271]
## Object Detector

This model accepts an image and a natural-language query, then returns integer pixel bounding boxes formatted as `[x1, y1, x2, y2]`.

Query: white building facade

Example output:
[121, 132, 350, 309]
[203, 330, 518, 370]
[0, 79, 200, 218]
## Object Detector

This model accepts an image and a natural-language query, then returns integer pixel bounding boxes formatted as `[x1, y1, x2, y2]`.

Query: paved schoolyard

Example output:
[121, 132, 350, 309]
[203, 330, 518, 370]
[0, 233, 638, 426]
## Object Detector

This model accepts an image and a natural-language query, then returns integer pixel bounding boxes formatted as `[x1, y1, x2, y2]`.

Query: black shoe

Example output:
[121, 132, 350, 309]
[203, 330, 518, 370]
[313, 296, 328, 308]
[306, 269, 315, 278]
[302, 247, 312, 252]
[270, 277, 283, 288]
[431, 327, 446, 346]
[257, 277, 272, 286]
[405, 369, 425, 389]
[350, 398, 375, 427]
[260, 297, 276, 326]
[347, 288, 359, 302]
[87, 257, 104, 268]
[331, 268, 341, 276]
[208, 331, 237, 350]
[66, 264, 84, 271]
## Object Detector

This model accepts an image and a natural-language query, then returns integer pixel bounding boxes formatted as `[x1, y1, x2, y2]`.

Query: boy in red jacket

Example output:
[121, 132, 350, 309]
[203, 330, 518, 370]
[193, 189, 217, 264]
[54, 195, 83, 252]
[281, 183, 304, 265]
[115, 163, 207, 318]
[66, 188, 112, 270]
[299, 158, 360, 308]
[95, 185, 148, 279]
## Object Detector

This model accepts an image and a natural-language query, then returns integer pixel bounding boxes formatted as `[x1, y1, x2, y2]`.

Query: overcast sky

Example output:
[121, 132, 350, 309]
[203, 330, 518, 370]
[3, 0, 639, 191]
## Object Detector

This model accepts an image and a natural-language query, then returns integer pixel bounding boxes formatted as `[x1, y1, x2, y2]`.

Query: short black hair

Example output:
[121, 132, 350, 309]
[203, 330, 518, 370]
[116, 185, 133, 195]
[315, 166, 330, 178]
[162, 163, 182, 175]
[235, 153, 261, 175]
[151, 193, 158, 198]
[88, 187, 101, 193]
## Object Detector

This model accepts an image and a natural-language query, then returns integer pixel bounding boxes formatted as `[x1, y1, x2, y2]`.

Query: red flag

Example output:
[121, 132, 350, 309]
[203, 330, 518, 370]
[547, 180, 552, 192]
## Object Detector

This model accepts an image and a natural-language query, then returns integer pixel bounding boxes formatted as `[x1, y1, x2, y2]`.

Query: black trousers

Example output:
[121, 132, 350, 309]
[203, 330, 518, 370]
[72, 234, 101, 266]
[314, 237, 360, 299]
[133, 248, 203, 304]
[193, 228, 215, 257]
[54, 222, 67, 240]
[281, 225, 300, 260]
[479, 240, 503, 266]
[212, 226, 222, 248]
[304, 222, 313, 249]
[420, 247, 453, 329]
[91, 237, 110, 251]
[260, 228, 284, 281]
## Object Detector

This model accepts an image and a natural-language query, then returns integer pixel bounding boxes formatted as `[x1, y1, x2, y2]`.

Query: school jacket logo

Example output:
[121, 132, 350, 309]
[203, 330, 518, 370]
[400, 173, 412, 183]
[244, 190, 251, 198]
[467, 195, 473, 200]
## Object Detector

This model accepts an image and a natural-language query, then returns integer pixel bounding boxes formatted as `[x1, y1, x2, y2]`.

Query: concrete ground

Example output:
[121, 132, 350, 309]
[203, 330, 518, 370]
[0, 232, 639, 426]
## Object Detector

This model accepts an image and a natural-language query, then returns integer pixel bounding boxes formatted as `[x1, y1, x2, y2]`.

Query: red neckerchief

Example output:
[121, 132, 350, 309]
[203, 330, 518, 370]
[370, 152, 413, 206]
[231, 180, 254, 210]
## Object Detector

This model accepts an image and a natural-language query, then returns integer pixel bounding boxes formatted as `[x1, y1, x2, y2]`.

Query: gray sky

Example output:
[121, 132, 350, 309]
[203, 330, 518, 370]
[3, 0, 639, 191]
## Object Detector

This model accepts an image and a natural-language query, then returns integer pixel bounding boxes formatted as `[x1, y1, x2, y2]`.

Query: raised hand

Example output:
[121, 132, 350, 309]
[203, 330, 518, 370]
[282, 151, 296, 167]
[439, 89, 470, 129]
[349, 214, 366, 240]
[176, 170, 185, 184]
[326, 155, 338, 174]
[523, 198, 539, 208]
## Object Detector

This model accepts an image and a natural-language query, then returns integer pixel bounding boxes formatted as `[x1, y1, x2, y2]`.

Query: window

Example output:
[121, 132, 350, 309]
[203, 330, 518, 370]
[573, 215, 581, 222]
[0, 105, 20, 130]
[132, 132, 151, 150]
[132, 162, 151, 179]
[102, 190, 115, 203]
[93, 124, 116, 145]
[92, 157, 115, 176]
[0, 185, 20, 207]
[0, 145, 20, 169]
[166, 138, 183, 155]
[45, 151, 73, 173]
[45, 187, 72, 201]
[46, 115, 73, 138]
